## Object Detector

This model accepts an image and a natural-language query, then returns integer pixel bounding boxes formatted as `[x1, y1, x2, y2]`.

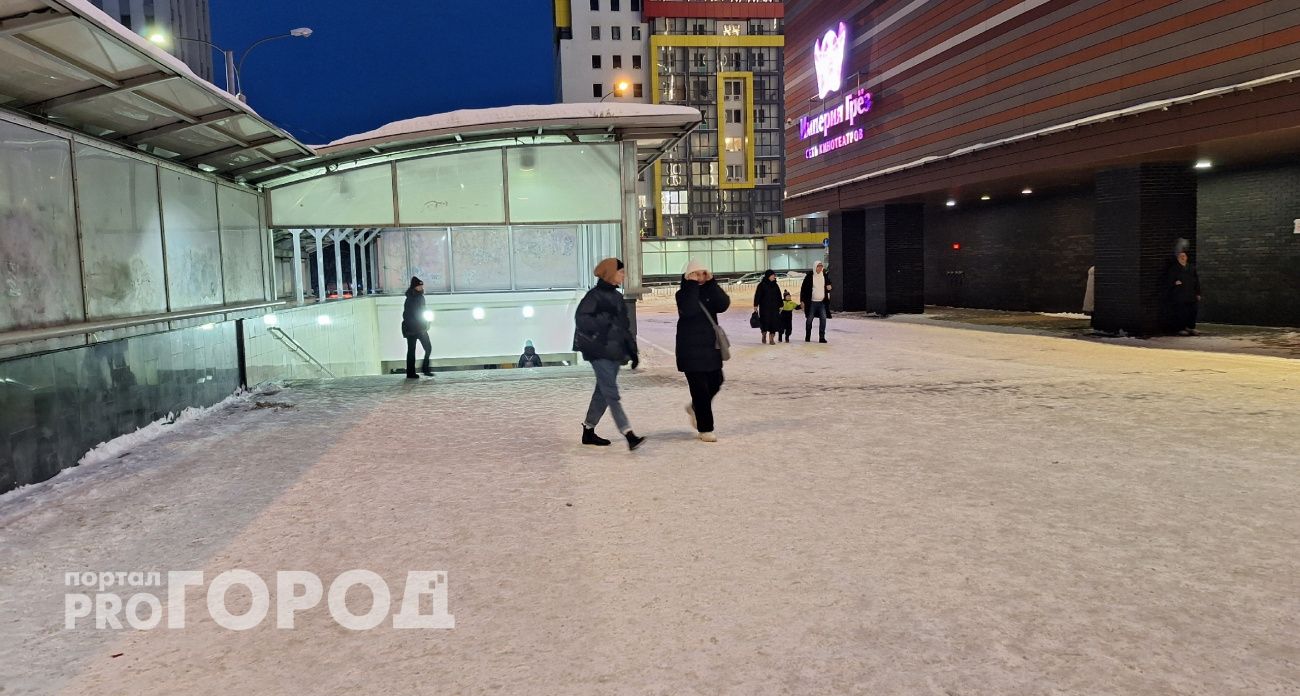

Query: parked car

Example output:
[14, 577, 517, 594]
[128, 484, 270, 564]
[728, 272, 767, 286]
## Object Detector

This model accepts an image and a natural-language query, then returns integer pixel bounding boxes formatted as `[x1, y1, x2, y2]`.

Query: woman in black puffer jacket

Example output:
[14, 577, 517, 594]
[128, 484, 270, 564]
[572, 258, 644, 451]
[676, 258, 731, 442]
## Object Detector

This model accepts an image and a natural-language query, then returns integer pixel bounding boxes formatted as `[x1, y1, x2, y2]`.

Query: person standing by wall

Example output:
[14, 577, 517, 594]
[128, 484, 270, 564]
[573, 258, 645, 450]
[676, 259, 731, 443]
[753, 269, 784, 345]
[1162, 238, 1202, 336]
[518, 340, 542, 368]
[401, 276, 433, 379]
[800, 261, 833, 343]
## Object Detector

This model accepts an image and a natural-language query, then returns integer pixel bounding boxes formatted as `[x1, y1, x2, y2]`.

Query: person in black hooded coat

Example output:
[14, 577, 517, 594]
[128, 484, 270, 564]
[676, 258, 731, 442]
[401, 276, 433, 378]
[752, 269, 783, 345]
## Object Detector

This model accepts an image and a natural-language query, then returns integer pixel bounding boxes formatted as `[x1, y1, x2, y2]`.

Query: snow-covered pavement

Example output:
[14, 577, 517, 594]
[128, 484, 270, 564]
[1, 305, 1297, 695]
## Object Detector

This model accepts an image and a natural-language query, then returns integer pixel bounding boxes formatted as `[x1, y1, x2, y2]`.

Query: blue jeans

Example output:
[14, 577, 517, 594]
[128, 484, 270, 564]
[584, 359, 630, 433]
[805, 301, 828, 339]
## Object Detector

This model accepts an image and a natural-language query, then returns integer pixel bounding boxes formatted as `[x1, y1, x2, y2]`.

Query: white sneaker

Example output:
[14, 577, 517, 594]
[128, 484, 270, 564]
[686, 404, 696, 430]
[698, 432, 717, 443]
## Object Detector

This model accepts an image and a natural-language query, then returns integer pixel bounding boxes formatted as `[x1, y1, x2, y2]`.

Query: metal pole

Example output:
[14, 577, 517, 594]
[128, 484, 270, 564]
[224, 50, 237, 96]
[290, 228, 304, 304]
[310, 228, 327, 302]
[330, 229, 346, 299]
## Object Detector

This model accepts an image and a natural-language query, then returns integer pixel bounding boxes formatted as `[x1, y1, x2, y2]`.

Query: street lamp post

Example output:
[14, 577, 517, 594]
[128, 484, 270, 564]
[601, 80, 631, 102]
[149, 28, 312, 102]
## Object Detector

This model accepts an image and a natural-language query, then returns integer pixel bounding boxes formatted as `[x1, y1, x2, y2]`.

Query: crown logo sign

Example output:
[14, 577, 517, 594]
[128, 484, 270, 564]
[813, 23, 848, 100]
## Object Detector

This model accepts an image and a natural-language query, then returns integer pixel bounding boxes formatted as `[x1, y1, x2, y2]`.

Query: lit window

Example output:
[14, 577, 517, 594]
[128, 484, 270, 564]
[725, 137, 744, 152]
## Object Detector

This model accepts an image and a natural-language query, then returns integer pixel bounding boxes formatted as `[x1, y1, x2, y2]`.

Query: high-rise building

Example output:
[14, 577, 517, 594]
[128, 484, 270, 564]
[556, 0, 650, 103]
[87, 0, 213, 82]
[556, 0, 788, 269]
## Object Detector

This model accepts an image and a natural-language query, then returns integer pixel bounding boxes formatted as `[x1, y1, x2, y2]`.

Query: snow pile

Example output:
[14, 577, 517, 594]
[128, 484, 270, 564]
[77, 391, 250, 468]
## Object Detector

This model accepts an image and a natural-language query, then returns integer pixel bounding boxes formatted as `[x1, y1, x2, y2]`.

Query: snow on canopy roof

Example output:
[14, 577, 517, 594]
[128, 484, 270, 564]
[0, 0, 313, 179]
[322, 102, 703, 150]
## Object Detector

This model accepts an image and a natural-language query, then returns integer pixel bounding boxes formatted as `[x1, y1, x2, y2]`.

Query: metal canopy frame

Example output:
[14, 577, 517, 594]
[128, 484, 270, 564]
[0, 0, 312, 180]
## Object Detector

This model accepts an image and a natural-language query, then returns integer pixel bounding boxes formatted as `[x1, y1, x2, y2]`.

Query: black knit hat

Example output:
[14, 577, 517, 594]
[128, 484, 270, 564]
[410, 276, 423, 287]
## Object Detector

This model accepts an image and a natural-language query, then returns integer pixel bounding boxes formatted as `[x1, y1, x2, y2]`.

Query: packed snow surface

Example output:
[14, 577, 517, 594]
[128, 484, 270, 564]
[1, 306, 1297, 695]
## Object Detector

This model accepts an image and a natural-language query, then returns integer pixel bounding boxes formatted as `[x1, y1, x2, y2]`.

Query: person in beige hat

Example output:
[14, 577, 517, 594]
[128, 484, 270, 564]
[675, 258, 731, 442]
[572, 258, 645, 450]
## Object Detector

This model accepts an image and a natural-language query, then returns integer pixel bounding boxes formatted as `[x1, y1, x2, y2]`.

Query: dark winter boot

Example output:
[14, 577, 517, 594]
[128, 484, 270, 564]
[625, 431, 646, 451]
[582, 427, 611, 446]
[819, 335, 828, 344]
[805, 330, 812, 342]
[421, 368, 435, 377]
[405, 372, 420, 379]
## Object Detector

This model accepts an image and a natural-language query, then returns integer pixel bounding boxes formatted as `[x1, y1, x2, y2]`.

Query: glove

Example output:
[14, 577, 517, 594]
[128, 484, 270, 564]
[629, 353, 640, 370]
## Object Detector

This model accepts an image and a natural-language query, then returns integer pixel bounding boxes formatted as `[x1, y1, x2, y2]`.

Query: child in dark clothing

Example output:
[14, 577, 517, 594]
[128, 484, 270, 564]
[778, 291, 800, 343]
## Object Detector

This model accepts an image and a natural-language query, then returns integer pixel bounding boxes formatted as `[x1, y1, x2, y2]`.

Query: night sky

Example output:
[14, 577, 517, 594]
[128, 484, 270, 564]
[210, 0, 558, 144]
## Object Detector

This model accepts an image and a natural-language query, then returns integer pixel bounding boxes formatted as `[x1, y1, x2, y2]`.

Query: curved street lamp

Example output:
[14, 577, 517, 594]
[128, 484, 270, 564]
[601, 80, 631, 102]
[149, 28, 312, 103]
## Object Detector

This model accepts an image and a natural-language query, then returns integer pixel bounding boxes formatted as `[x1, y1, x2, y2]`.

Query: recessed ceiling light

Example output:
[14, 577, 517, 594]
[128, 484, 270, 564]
[945, 200, 956, 207]
[980, 195, 991, 201]
[1021, 188, 1033, 195]
[1194, 160, 1213, 170]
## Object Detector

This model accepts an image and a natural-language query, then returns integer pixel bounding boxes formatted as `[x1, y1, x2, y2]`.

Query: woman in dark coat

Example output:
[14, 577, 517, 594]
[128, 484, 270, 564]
[1162, 239, 1202, 336]
[401, 276, 433, 379]
[573, 258, 644, 450]
[753, 269, 784, 345]
[676, 258, 731, 442]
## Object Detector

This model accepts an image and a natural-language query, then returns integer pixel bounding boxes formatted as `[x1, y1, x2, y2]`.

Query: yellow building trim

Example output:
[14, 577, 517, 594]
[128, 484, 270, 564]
[650, 35, 784, 49]
[717, 71, 755, 191]
[553, 0, 570, 30]
[766, 232, 827, 246]
[648, 33, 783, 237]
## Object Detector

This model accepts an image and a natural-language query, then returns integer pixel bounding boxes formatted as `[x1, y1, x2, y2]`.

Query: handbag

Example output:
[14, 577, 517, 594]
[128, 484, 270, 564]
[699, 301, 731, 361]
[749, 311, 761, 329]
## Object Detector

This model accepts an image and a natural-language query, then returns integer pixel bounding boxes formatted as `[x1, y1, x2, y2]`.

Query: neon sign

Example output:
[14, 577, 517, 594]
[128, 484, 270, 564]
[800, 88, 871, 140]
[813, 22, 848, 99]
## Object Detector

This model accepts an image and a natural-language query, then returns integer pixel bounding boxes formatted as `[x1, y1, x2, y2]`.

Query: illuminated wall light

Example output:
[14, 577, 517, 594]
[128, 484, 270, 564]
[952, 243, 962, 250]
[317, 315, 332, 326]
[262, 314, 279, 326]
[1021, 188, 1033, 195]
[472, 307, 485, 320]
[980, 195, 991, 201]
[945, 200, 957, 207]
[422, 310, 434, 322]
[521, 306, 535, 318]
[1194, 160, 1213, 170]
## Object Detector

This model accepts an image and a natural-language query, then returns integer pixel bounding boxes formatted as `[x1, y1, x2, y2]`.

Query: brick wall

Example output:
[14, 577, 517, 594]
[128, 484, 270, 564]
[864, 204, 924, 314]
[924, 190, 1095, 313]
[1197, 163, 1300, 327]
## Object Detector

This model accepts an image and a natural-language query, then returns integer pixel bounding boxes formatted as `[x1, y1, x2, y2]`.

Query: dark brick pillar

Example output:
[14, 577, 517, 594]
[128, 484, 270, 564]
[1094, 164, 1197, 335]
[828, 209, 866, 312]
[863, 204, 925, 314]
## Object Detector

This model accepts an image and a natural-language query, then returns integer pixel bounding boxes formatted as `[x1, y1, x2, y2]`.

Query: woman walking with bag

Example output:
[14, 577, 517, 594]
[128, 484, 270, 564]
[676, 258, 731, 442]
[753, 269, 783, 345]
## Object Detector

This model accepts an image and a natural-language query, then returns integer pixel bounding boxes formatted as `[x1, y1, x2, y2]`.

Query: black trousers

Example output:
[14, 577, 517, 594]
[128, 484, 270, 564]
[406, 332, 431, 375]
[685, 370, 725, 433]
[1173, 302, 1198, 331]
